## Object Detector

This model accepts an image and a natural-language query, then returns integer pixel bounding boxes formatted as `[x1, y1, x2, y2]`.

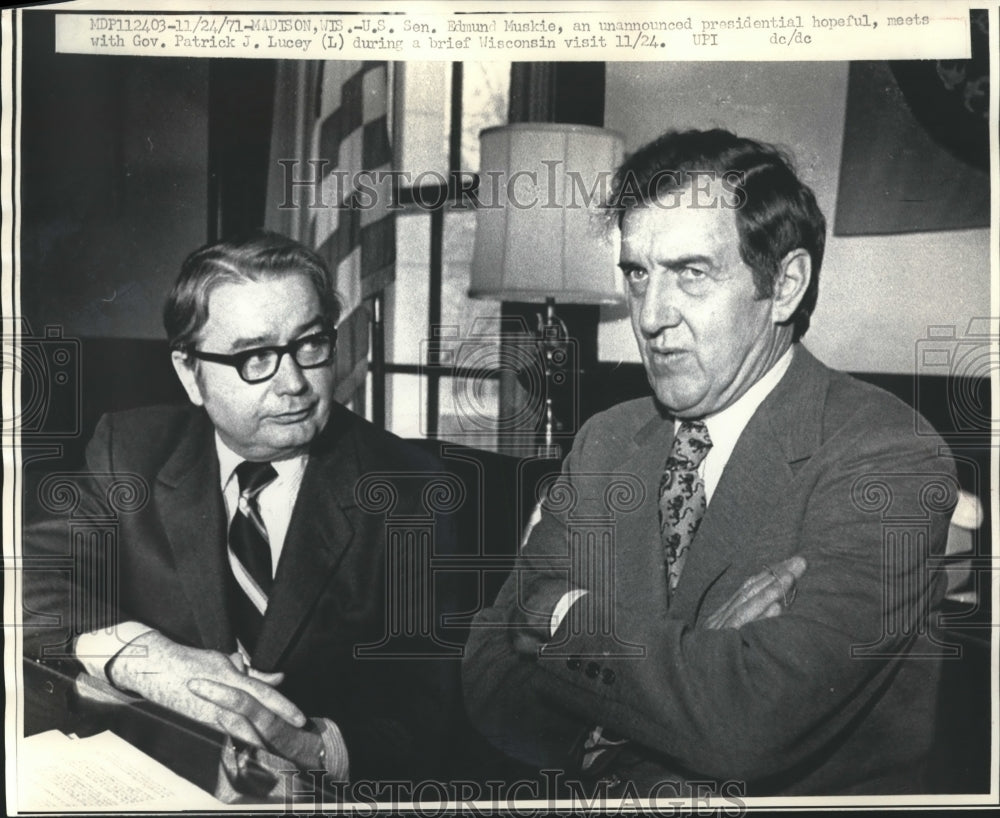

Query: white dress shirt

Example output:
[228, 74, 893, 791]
[698, 345, 795, 504]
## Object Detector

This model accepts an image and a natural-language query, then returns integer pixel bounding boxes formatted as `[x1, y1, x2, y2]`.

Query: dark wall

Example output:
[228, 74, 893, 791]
[21, 12, 210, 340]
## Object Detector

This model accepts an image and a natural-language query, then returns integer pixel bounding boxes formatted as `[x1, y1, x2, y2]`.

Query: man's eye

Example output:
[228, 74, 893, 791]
[682, 267, 707, 279]
[244, 350, 272, 367]
[621, 267, 646, 281]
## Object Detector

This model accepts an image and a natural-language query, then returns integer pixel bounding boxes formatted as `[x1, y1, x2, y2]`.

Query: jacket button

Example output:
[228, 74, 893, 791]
[566, 656, 581, 671]
[585, 661, 600, 679]
[601, 668, 616, 685]
[43, 681, 55, 694]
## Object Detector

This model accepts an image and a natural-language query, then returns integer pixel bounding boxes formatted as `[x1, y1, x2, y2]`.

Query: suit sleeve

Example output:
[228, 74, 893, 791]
[22, 414, 131, 670]
[461, 419, 599, 768]
[464, 404, 957, 781]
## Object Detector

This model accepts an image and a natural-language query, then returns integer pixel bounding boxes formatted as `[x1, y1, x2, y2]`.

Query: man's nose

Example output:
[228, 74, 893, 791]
[271, 352, 309, 394]
[637, 271, 682, 337]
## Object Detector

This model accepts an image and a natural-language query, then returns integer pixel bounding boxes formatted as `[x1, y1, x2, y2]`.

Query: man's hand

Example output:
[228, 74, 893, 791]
[107, 630, 308, 749]
[704, 556, 806, 630]
[188, 678, 324, 771]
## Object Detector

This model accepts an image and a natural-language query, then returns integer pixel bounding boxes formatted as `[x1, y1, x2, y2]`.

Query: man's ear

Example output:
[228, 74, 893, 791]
[171, 350, 205, 407]
[770, 248, 811, 325]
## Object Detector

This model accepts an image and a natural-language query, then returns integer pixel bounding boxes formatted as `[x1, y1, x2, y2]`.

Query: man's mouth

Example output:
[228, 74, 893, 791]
[270, 406, 314, 423]
[648, 347, 689, 362]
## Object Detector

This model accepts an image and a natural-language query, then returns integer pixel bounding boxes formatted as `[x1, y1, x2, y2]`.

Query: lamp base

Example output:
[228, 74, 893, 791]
[535, 298, 569, 459]
[498, 300, 598, 459]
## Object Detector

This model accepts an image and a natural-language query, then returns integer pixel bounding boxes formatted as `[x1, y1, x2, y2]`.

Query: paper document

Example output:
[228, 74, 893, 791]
[15, 729, 222, 811]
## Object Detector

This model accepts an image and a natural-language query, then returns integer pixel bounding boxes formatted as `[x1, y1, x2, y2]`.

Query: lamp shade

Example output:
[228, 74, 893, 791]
[470, 123, 625, 305]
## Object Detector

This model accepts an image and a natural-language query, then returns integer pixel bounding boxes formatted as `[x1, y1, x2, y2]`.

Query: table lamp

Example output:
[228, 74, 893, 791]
[470, 123, 625, 456]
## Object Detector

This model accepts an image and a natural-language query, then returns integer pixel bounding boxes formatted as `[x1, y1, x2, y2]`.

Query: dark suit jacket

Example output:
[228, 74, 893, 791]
[463, 346, 958, 795]
[23, 402, 462, 784]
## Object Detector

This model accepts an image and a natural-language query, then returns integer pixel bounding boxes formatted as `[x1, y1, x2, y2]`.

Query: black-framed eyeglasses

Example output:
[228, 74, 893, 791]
[189, 330, 337, 384]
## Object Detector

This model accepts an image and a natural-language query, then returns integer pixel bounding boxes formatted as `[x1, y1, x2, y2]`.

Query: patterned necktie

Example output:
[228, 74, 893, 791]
[228, 460, 278, 655]
[658, 420, 713, 594]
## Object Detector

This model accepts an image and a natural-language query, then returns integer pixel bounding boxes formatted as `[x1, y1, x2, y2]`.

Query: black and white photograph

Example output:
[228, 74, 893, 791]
[2, 0, 996, 812]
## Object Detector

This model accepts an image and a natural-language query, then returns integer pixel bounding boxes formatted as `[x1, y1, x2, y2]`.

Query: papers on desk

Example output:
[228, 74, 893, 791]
[15, 729, 222, 811]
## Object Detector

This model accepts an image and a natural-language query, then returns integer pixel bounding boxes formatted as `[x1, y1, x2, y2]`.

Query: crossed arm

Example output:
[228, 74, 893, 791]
[463, 418, 955, 782]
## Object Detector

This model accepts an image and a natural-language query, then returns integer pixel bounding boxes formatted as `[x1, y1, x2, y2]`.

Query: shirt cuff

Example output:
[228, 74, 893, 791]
[313, 717, 349, 781]
[550, 589, 588, 637]
[74, 621, 154, 682]
[520, 501, 544, 550]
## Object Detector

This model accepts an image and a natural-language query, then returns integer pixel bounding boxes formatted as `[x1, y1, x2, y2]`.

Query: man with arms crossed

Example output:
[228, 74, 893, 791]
[463, 129, 957, 795]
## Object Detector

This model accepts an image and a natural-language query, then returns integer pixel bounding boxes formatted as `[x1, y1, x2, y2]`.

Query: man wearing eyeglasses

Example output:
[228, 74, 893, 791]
[23, 231, 456, 801]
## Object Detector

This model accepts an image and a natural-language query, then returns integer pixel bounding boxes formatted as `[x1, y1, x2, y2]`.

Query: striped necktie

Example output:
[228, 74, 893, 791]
[228, 460, 277, 656]
[658, 420, 713, 595]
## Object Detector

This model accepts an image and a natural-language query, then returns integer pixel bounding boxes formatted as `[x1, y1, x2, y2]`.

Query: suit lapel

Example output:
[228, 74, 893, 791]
[155, 411, 234, 651]
[619, 412, 676, 617]
[669, 346, 831, 620]
[252, 409, 360, 669]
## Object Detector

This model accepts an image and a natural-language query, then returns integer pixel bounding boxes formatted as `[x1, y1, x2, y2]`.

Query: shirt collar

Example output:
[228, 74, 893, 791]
[679, 345, 796, 455]
[215, 433, 309, 491]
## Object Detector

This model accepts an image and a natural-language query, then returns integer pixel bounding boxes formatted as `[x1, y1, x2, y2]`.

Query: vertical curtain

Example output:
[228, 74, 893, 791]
[265, 60, 396, 411]
[508, 62, 556, 123]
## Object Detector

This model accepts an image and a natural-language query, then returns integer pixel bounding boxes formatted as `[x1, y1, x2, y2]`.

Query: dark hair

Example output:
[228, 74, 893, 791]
[164, 230, 342, 353]
[606, 129, 826, 339]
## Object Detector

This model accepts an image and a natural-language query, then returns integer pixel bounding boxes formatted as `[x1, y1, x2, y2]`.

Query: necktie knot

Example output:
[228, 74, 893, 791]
[666, 420, 712, 471]
[235, 461, 277, 498]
